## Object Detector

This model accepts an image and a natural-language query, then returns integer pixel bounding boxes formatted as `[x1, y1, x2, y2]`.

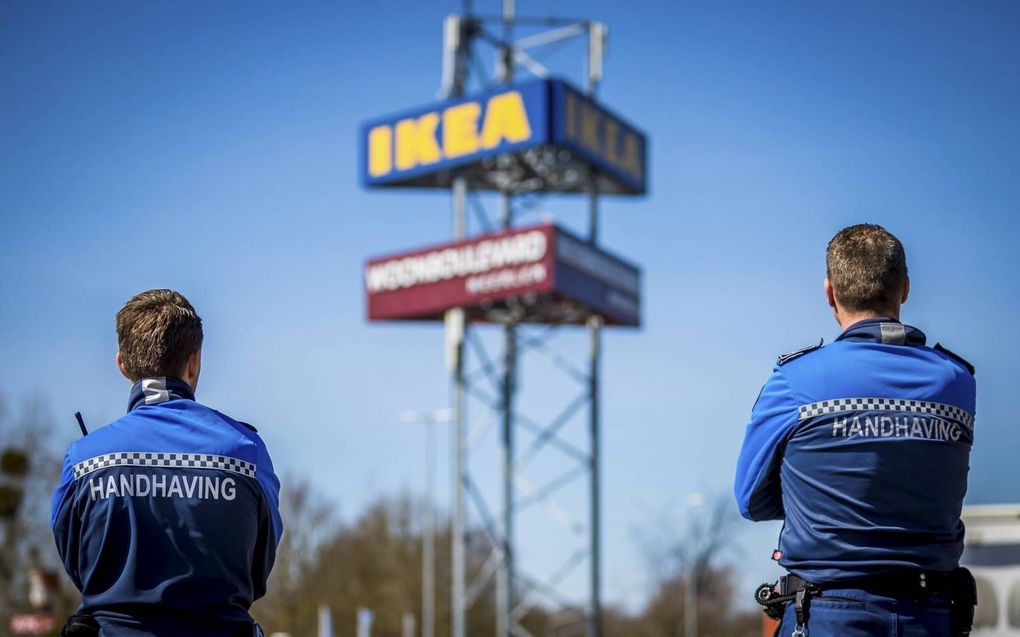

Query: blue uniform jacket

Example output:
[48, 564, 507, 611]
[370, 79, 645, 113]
[734, 318, 975, 583]
[51, 378, 283, 637]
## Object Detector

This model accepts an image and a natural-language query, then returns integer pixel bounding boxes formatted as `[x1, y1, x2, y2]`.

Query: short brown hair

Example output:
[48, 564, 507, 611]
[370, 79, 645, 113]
[116, 289, 203, 380]
[826, 224, 908, 315]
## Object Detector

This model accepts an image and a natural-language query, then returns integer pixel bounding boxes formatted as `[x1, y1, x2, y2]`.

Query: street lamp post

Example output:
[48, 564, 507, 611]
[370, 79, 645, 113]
[685, 492, 703, 637]
[401, 408, 453, 637]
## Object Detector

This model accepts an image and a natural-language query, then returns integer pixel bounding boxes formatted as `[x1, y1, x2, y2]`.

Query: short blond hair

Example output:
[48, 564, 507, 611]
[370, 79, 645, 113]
[826, 224, 907, 315]
[116, 289, 203, 380]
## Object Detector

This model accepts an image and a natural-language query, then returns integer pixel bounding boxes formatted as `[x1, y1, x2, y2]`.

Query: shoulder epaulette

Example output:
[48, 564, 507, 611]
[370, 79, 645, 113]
[934, 343, 975, 375]
[211, 408, 260, 432]
[777, 339, 824, 366]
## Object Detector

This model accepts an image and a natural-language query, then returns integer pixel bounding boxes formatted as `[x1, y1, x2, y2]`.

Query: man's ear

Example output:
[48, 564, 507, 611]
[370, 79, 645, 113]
[184, 350, 202, 390]
[116, 352, 133, 382]
[901, 275, 910, 304]
[824, 278, 837, 308]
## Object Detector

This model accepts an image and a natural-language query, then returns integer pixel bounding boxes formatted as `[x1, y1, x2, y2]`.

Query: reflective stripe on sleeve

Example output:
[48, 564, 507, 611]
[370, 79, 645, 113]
[73, 452, 257, 480]
[798, 397, 973, 429]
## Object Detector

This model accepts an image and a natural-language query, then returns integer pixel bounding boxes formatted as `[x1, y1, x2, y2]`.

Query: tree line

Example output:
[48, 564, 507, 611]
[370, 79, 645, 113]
[0, 392, 761, 637]
[253, 481, 761, 637]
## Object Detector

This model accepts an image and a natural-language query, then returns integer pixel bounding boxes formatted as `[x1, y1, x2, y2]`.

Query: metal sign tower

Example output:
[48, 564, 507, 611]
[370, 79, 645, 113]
[360, 3, 647, 636]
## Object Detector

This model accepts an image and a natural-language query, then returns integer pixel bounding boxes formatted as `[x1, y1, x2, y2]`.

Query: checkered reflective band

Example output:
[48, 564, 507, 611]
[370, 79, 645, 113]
[73, 452, 257, 480]
[798, 397, 973, 429]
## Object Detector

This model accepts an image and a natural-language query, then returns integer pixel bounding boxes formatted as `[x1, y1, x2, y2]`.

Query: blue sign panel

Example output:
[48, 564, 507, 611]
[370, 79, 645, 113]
[360, 79, 550, 188]
[553, 225, 642, 327]
[548, 80, 647, 196]
[359, 78, 647, 195]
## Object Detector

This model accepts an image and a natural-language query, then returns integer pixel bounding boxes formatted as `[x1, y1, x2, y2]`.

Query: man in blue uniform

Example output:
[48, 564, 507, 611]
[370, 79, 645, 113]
[735, 224, 977, 636]
[51, 289, 283, 637]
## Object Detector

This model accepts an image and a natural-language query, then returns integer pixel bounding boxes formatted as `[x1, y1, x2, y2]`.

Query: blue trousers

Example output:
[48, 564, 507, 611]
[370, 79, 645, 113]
[774, 588, 954, 637]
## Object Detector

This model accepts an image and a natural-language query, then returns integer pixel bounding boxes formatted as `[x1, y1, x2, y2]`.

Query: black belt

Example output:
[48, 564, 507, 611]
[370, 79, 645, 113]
[835, 569, 960, 600]
[61, 614, 264, 637]
[754, 568, 977, 636]
[60, 615, 99, 637]
[783, 570, 958, 600]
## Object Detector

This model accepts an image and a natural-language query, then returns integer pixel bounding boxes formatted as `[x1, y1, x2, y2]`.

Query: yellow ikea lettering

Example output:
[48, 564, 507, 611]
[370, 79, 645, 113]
[368, 126, 392, 177]
[367, 90, 533, 178]
[480, 92, 531, 149]
[563, 90, 644, 183]
[443, 102, 481, 158]
[579, 102, 600, 152]
[395, 112, 441, 170]
[619, 133, 642, 179]
[602, 118, 619, 164]
[564, 91, 578, 139]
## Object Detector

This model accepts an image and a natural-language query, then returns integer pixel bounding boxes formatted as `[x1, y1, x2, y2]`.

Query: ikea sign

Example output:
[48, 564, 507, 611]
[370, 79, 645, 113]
[359, 78, 647, 195]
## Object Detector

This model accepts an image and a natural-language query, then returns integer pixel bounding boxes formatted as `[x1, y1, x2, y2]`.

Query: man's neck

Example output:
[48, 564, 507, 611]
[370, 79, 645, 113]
[127, 377, 196, 412]
[836, 311, 899, 332]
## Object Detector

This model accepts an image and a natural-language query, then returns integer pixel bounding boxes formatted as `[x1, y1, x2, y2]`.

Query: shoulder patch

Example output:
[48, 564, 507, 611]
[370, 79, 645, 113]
[934, 343, 975, 375]
[777, 339, 824, 366]
[239, 421, 258, 433]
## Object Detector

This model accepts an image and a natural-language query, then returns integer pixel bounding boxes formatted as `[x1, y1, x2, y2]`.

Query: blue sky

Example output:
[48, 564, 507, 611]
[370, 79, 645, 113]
[2, 0, 1019, 613]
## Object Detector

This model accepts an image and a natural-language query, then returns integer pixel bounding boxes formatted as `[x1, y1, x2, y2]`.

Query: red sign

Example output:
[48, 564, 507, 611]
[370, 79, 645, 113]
[365, 223, 641, 326]
[10, 613, 55, 635]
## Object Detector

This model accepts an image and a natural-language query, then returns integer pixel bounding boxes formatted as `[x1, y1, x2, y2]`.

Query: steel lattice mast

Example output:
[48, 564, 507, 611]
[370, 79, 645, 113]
[441, 6, 608, 636]
[360, 2, 645, 635]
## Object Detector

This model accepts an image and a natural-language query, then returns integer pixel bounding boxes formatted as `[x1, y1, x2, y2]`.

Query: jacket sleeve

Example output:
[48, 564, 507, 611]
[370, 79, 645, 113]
[734, 366, 800, 521]
[251, 440, 283, 600]
[50, 451, 83, 591]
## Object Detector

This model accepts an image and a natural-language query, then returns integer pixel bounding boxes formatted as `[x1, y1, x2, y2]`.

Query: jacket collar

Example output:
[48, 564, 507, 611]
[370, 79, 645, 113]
[127, 377, 195, 412]
[836, 317, 926, 346]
